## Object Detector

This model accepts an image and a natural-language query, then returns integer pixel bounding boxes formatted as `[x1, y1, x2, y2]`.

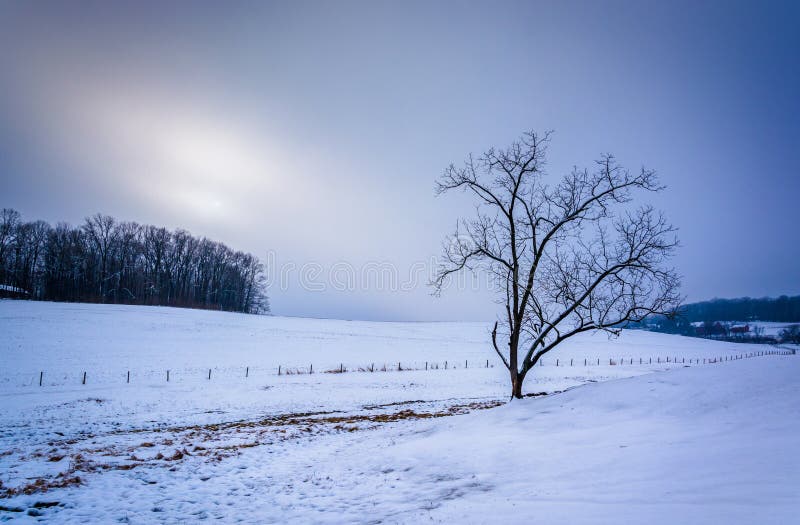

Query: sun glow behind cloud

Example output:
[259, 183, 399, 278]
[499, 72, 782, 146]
[12, 67, 396, 270]
[57, 89, 278, 223]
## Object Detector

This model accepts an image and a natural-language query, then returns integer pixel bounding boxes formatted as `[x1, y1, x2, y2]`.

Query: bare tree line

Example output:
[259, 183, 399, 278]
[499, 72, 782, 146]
[0, 209, 269, 314]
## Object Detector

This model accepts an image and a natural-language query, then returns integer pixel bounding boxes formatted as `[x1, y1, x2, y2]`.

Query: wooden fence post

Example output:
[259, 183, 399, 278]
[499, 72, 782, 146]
[208, 369, 211, 380]
[82, 371, 86, 385]
[39, 371, 43, 387]
[246, 366, 249, 378]
[167, 369, 170, 382]
[127, 370, 130, 383]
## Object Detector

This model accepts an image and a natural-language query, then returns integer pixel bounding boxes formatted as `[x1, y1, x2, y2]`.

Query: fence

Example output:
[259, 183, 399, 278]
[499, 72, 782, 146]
[7, 347, 794, 389]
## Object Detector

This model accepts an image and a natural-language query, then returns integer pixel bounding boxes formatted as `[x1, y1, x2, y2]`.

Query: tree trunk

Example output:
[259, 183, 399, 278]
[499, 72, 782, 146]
[511, 371, 524, 399]
[508, 330, 522, 399]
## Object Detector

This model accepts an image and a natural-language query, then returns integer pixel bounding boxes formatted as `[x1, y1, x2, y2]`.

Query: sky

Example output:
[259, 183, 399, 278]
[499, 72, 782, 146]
[1, 1, 798, 321]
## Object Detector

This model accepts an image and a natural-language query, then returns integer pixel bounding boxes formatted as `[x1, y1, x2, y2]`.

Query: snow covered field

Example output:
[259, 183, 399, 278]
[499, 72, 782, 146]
[738, 321, 797, 338]
[0, 301, 797, 523]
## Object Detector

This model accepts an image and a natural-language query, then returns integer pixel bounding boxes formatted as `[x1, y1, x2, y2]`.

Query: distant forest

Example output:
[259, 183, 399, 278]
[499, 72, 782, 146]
[676, 296, 800, 323]
[635, 296, 800, 342]
[0, 208, 269, 314]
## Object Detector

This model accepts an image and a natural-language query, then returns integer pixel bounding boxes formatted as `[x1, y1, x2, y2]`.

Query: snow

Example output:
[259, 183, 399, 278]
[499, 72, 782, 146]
[745, 321, 798, 337]
[400, 357, 799, 524]
[0, 285, 27, 294]
[0, 300, 797, 523]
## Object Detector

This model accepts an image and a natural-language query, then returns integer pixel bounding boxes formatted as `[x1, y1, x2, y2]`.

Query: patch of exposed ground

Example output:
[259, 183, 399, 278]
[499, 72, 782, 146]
[0, 398, 504, 499]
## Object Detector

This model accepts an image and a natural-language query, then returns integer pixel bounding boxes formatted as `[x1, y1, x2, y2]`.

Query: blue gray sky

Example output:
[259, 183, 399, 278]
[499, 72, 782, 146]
[1, 1, 798, 321]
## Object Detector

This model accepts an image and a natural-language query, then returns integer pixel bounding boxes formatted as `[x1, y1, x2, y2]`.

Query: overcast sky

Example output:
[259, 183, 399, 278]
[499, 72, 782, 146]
[1, 1, 798, 321]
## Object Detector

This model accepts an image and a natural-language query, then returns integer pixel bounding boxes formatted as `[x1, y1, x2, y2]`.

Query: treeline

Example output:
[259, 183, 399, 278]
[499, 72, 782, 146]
[677, 296, 800, 323]
[632, 296, 800, 340]
[0, 208, 269, 314]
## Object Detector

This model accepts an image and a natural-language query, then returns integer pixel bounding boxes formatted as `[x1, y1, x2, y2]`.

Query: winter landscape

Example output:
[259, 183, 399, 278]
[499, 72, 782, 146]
[2, 1, 799, 523]
[0, 302, 798, 522]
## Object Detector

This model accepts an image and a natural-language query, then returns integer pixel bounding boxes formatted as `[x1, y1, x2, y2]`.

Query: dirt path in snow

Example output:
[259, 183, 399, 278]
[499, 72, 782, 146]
[0, 397, 504, 501]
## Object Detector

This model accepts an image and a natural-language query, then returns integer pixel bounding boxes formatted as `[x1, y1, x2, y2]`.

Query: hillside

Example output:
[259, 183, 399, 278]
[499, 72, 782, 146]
[0, 301, 797, 523]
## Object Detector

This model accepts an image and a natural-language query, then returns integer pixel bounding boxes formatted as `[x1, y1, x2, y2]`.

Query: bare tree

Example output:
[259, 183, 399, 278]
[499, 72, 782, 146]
[780, 324, 800, 344]
[0, 208, 21, 285]
[433, 131, 681, 399]
[83, 214, 119, 301]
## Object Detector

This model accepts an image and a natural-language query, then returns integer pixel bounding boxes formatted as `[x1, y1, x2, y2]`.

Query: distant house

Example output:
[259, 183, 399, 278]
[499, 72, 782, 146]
[730, 324, 750, 334]
[0, 284, 30, 299]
